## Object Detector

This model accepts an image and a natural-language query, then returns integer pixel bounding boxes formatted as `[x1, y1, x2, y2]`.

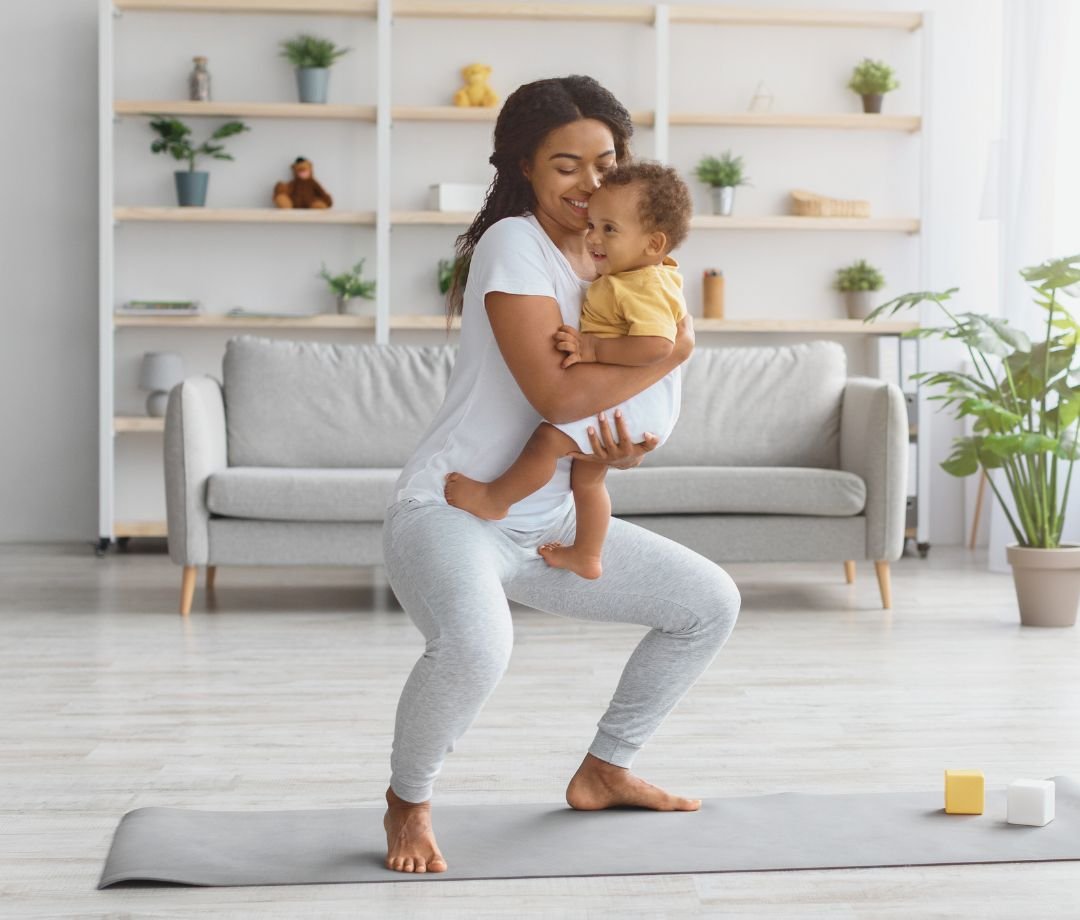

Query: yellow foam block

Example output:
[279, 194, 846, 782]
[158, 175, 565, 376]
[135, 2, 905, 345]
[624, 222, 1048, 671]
[944, 769, 985, 814]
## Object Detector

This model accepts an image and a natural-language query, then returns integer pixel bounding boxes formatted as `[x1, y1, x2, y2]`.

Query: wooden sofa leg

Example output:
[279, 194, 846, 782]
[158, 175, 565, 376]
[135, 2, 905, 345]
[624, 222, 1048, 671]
[874, 561, 892, 609]
[844, 560, 855, 584]
[180, 565, 197, 617]
[206, 565, 217, 591]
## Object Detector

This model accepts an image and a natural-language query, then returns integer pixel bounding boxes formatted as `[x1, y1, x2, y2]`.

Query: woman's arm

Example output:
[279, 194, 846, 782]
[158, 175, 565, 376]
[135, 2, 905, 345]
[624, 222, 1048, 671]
[486, 291, 693, 425]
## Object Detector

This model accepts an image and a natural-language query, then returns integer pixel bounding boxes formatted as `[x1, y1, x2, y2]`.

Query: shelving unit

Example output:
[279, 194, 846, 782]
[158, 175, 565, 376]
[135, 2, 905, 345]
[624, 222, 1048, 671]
[99, 0, 932, 553]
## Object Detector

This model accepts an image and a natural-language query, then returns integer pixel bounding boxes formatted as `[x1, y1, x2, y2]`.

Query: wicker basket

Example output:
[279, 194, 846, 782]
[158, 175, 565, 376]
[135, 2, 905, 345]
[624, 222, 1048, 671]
[790, 189, 871, 219]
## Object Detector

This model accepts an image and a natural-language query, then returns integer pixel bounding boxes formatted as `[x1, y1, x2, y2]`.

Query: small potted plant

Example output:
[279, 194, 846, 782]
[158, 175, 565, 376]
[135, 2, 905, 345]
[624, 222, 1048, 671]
[867, 254, 1080, 627]
[835, 259, 885, 319]
[320, 259, 376, 314]
[280, 34, 351, 104]
[149, 116, 250, 207]
[438, 254, 470, 296]
[694, 152, 750, 216]
[847, 58, 899, 114]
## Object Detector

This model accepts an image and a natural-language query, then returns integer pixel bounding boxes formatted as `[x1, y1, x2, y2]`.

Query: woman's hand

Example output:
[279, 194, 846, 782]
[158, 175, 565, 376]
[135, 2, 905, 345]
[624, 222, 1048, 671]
[567, 408, 658, 470]
[554, 325, 597, 368]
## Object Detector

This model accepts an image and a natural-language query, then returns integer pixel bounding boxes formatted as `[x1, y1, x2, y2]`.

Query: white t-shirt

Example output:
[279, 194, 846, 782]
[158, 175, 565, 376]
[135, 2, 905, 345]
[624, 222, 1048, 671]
[390, 213, 592, 532]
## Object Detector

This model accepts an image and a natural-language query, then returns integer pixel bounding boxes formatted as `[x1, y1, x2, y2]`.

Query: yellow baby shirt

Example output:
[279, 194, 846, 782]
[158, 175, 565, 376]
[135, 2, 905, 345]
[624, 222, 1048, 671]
[579, 256, 687, 342]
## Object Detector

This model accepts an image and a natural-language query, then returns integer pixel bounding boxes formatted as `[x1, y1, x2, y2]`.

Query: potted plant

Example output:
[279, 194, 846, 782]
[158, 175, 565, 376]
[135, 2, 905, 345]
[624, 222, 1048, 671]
[695, 152, 749, 216]
[835, 259, 885, 319]
[320, 259, 376, 314]
[847, 58, 899, 114]
[867, 254, 1080, 626]
[438, 254, 470, 296]
[280, 34, 351, 104]
[149, 117, 250, 207]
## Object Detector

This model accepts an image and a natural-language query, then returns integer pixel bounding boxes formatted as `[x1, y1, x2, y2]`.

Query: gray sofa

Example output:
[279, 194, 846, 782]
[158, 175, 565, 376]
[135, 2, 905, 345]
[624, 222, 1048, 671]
[165, 335, 907, 615]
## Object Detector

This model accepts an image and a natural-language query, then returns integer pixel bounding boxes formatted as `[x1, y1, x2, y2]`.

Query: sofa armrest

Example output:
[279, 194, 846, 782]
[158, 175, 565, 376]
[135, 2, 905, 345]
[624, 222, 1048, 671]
[840, 377, 908, 562]
[164, 376, 227, 566]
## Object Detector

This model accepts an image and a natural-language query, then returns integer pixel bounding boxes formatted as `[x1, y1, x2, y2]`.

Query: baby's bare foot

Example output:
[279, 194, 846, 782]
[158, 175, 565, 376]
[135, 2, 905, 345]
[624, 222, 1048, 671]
[383, 786, 448, 874]
[565, 753, 701, 811]
[538, 541, 603, 580]
[444, 472, 509, 520]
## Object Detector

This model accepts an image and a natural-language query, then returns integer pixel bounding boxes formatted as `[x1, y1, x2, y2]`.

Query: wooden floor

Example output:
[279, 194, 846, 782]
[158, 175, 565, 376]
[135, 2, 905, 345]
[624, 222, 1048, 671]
[2, 541, 1079, 918]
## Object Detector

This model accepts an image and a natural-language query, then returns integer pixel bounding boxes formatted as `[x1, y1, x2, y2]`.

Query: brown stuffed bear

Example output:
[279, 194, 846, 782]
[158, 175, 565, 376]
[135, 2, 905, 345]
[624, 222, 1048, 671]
[273, 157, 333, 209]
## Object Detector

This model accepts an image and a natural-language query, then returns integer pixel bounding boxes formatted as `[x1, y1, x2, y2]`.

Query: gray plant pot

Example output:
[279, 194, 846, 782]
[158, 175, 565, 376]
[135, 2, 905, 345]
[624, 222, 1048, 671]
[174, 170, 209, 207]
[861, 93, 884, 114]
[1007, 544, 1080, 627]
[710, 186, 735, 216]
[844, 290, 876, 320]
[296, 67, 330, 104]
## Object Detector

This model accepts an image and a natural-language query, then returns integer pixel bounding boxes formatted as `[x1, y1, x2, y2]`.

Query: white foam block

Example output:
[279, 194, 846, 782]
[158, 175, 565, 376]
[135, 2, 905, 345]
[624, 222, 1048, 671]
[1007, 779, 1055, 827]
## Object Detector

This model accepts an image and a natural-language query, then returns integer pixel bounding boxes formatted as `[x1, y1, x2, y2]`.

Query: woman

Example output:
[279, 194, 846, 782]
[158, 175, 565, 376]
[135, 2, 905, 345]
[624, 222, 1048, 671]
[382, 75, 741, 874]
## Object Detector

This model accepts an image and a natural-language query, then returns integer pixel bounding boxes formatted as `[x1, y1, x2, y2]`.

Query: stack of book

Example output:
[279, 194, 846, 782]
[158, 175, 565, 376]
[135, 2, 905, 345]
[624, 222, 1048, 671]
[115, 300, 202, 316]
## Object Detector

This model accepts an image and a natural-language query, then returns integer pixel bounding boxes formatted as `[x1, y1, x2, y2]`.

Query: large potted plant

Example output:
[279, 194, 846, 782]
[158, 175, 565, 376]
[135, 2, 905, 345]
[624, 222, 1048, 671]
[847, 58, 899, 114]
[149, 117, 250, 207]
[280, 34, 350, 104]
[867, 254, 1080, 626]
[835, 259, 885, 319]
[694, 152, 749, 216]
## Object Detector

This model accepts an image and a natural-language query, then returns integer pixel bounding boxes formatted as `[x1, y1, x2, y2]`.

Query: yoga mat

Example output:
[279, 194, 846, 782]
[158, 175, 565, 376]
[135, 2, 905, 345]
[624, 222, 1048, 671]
[99, 776, 1080, 888]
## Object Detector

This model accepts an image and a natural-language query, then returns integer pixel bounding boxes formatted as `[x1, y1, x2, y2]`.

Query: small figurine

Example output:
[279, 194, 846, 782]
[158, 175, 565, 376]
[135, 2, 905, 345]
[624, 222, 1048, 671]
[272, 157, 333, 209]
[453, 63, 499, 107]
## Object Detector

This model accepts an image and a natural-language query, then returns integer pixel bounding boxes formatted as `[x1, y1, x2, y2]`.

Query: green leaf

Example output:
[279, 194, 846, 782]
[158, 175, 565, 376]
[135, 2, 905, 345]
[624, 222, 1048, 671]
[940, 437, 979, 477]
[1020, 254, 1080, 291]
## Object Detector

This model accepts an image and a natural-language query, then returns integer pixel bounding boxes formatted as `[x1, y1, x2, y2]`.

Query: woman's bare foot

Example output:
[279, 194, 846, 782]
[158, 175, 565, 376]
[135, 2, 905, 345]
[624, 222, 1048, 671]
[444, 472, 509, 520]
[383, 786, 448, 873]
[565, 753, 701, 811]
[538, 541, 603, 580]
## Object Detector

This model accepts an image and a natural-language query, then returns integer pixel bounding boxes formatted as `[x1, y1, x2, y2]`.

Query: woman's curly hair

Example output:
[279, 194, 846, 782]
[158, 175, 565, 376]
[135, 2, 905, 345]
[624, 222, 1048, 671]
[445, 75, 634, 326]
[600, 160, 693, 252]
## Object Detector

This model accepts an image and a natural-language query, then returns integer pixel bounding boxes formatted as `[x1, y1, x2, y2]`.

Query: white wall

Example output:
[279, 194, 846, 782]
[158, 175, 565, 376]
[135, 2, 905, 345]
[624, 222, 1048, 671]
[0, 0, 999, 544]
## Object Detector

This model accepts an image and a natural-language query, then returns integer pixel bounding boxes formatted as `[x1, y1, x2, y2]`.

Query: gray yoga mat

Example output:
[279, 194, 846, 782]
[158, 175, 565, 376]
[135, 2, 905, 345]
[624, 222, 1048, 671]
[99, 776, 1080, 888]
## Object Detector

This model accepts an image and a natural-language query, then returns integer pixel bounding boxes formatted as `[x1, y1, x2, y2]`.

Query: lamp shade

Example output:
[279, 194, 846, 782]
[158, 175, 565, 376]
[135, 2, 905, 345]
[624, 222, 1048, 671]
[139, 352, 185, 392]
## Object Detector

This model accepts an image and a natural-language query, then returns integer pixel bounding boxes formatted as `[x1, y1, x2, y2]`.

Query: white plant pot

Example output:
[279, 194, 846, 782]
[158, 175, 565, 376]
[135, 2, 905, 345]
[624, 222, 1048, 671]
[1006, 543, 1080, 627]
[710, 186, 735, 216]
[844, 290, 876, 320]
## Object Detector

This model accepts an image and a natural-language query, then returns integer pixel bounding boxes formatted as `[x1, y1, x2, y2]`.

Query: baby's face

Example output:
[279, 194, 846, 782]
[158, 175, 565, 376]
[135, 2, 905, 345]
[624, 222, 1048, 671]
[584, 184, 664, 276]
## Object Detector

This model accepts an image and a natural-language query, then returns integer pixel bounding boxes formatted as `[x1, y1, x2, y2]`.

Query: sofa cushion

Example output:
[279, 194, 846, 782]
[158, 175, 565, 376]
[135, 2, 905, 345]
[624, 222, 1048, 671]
[207, 468, 399, 522]
[649, 340, 846, 470]
[223, 336, 456, 468]
[607, 466, 866, 517]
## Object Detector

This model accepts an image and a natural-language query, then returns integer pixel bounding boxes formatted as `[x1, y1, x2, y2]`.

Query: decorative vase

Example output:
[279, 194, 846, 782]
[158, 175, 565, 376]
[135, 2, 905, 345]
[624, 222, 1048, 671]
[1006, 544, 1080, 627]
[296, 67, 329, 104]
[710, 186, 735, 216]
[189, 55, 211, 101]
[844, 290, 875, 320]
[861, 93, 883, 114]
[174, 170, 209, 207]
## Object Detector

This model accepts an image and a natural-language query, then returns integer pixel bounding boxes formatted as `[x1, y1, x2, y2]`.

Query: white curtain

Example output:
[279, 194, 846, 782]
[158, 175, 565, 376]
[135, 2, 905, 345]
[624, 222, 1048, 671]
[987, 0, 1073, 571]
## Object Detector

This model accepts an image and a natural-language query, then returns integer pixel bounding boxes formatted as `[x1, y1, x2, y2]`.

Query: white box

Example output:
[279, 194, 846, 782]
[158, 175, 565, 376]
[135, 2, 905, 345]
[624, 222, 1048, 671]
[1007, 779, 1055, 827]
[428, 183, 487, 212]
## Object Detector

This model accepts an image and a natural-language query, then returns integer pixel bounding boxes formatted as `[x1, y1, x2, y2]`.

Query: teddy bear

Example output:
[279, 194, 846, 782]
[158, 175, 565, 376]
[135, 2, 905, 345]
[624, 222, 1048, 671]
[453, 63, 499, 108]
[272, 157, 333, 209]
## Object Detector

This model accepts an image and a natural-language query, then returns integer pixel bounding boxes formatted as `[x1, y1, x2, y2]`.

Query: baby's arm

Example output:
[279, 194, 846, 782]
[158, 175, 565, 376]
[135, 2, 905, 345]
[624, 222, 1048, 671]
[555, 326, 673, 368]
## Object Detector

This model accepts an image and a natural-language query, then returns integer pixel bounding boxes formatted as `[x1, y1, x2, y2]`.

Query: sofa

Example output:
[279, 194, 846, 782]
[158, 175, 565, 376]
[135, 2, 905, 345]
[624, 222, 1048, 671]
[164, 335, 908, 616]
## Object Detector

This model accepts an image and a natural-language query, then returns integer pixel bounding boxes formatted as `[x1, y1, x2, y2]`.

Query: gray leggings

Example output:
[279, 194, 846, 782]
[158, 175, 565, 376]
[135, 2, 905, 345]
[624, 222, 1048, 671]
[382, 497, 741, 803]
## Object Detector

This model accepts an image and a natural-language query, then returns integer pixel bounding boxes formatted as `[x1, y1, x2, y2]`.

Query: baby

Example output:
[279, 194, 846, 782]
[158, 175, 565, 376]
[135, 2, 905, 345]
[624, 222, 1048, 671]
[445, 160, 692, 579]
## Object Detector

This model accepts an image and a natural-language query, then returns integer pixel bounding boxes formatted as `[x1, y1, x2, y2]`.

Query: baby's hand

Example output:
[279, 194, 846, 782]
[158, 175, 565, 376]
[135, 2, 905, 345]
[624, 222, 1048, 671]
[554, 324, 597, 368]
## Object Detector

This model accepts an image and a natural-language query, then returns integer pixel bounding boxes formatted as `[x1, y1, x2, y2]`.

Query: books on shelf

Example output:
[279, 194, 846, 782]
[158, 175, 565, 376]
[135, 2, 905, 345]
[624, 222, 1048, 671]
[115, 300, 202, 316]
[225, 307, 322, 319]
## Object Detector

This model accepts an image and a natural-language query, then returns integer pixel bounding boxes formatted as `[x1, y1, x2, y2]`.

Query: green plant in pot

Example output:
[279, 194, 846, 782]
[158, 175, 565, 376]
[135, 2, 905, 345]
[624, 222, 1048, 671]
[694, 152, 749, 216]
[280, 34, 351, 104]
[847, 58, 899, 114]
[320, 259, 376, 314]
[866, 254, 1080, 626]
[149, 117, 250, 207]
[438, 254, 471, 296]
[835, 259, 884, 320]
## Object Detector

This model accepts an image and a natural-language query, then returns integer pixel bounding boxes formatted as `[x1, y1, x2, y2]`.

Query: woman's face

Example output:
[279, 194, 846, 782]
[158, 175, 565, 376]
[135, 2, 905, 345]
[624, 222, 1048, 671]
[523, 118, 617, 235]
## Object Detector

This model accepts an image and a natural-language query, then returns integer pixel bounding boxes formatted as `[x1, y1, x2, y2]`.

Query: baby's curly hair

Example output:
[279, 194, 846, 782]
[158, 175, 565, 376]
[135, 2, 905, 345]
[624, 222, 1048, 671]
[600, 161, 692, 252]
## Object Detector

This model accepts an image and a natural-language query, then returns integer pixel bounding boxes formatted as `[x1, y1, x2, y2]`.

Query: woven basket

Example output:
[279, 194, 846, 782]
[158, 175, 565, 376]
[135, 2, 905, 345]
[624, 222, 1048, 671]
[790, 189, 871, 219]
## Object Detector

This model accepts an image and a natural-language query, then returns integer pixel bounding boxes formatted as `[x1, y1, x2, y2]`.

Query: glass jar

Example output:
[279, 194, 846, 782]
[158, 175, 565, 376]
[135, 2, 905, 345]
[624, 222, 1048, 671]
[189, 56, 211, 102]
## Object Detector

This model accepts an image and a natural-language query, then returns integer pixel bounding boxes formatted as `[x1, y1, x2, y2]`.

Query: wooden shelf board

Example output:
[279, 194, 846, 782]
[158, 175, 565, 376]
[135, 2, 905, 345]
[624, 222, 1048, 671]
[114, 520, 168, 538]
[669, 6, 922, 30]
[115, 0, 376, 14]
[114, 207, 376, 224]
[392, 105, 653, 126]
[114, 416, 166, 432]
[394, 1, 655, 23]
[115, 313, 377, 328]
[694, 318, 916, 334]
[670, 112, 920, 132]
[115, 100, 376, 120]
[691, 215, 920, 233]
